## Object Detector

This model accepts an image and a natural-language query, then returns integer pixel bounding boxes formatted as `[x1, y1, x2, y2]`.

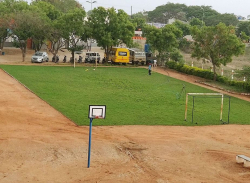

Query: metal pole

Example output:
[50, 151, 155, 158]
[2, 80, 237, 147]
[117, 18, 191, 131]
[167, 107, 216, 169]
[220, 94, 224, 121]
[131, 6, 132, 18]
[87, 118, 93, 168]
[228, 97, 231, 124]
[185, 93, 189, 121]
[192, 96, 195, 123]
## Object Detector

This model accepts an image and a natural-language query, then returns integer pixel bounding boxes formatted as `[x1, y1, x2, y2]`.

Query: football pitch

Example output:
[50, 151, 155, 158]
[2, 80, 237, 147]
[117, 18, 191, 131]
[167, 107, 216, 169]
[1, 65, 249, 126]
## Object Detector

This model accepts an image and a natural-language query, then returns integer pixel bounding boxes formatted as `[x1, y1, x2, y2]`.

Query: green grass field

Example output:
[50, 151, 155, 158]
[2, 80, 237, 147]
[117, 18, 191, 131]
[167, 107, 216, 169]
[1, 65, 249, 126]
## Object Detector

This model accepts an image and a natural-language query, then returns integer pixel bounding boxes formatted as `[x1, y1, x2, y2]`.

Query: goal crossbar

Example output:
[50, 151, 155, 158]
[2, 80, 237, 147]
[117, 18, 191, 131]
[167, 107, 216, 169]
[185, 93, 229, 123]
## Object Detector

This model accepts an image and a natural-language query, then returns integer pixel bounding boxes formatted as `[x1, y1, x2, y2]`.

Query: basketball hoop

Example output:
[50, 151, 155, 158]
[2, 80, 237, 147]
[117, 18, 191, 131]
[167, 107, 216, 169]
[87, 105, 106, 168]
[88, 105, 106, 119]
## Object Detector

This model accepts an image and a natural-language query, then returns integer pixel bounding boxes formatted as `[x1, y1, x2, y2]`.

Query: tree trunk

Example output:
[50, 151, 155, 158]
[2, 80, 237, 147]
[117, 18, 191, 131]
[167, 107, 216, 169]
[21, 48, 26, 62]
[0, 38, 6, 50]
[71, 50, 75, 63]
[212, 63, 217, 81]
[20, 41, 27, 62]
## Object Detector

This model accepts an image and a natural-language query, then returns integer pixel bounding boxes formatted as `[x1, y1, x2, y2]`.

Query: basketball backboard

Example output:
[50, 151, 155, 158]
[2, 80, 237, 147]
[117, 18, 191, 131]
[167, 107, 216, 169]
[88, 105, 106, 119]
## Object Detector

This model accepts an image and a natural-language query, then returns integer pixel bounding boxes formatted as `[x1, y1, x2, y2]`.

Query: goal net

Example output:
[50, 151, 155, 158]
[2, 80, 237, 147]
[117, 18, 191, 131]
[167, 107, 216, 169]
[184, 93, 231, 124]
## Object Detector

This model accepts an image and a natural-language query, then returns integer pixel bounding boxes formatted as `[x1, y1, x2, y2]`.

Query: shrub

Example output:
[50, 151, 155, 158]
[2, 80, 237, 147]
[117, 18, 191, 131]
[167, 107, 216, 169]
[166, 61, 250, 92]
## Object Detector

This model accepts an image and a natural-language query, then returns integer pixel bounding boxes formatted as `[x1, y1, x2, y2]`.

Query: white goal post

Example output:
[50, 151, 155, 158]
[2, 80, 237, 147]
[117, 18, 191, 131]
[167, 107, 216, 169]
[185, 93, 224, 122]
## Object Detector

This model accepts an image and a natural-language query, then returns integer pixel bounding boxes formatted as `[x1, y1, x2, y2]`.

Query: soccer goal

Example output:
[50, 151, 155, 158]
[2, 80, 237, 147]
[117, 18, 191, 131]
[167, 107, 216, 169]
[184, 93, 231, 124]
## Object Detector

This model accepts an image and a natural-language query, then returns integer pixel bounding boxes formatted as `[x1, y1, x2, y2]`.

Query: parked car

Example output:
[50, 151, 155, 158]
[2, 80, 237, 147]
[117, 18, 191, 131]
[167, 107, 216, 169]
[85, 52, 100, 63]
[31, 52, 49, 63]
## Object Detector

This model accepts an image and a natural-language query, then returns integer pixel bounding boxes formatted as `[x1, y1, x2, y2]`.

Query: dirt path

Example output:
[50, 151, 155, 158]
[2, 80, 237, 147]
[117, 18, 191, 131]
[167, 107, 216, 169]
[1, 50, 250, 182]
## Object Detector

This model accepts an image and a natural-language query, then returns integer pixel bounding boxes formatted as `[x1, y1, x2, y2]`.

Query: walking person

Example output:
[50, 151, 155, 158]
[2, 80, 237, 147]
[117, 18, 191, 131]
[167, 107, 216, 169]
[148, 63, 152, 75]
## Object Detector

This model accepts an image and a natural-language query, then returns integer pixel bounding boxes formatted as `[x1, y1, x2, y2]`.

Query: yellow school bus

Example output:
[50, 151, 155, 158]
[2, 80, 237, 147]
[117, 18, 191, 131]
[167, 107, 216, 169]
[110, 48, 130, 64]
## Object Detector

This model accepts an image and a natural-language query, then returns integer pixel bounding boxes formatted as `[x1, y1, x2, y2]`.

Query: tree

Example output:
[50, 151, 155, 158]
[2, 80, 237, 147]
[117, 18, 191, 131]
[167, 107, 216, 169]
[219, 13, 238, 26]
[0, 0, 29, 50]
[30, 1, 62, 53]
[130, 17, 146, 31]
[46, 19, 65, 59]
[170, 48, 184, 63]
[37, 0, 83, 13]
[185, 5, 219, 22]
[239, 31, 250, 42]
[58, 8, 90, 61]
[148, 3, 187, 23]
[89, 7, 135, 62]
[132, 11, 148, 24]
[11, 10, 37, 61]
[191, 23, 245, 80]
[173, 20, 190, 36]
[31, 0, 61, 21]
[143, 24, 182, 65]
[0, 15, 9, 50]
[204, 13, 238, 26]
[0, 1, 8, 49]
[237, 21, 250, 37]
[189, 18, 203, 27]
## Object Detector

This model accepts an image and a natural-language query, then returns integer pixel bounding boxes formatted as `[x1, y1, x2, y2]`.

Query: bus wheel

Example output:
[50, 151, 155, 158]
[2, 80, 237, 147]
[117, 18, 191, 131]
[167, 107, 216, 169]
[141, 62, 144, 66]
[132, 61, 135, 65]
[122, 63, 126, 65]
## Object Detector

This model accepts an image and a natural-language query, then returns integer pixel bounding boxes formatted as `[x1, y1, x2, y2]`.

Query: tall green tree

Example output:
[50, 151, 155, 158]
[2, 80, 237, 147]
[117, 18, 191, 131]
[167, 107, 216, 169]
[130, 17, 146, 31]
[173, 20, 190, 36]
[0, 2, 9, 49]
[0, 0, 29, 50]
[30, 1, 62, 53]
[237, 21, 250, 37]
[148, 3, 187, 23]
[58, 8, 90, 61]
[31, 0, 61, 20]
[143, 24, 182, 65]
[89, 7, 135, 61]
[189, 18, 203, 27]
[36, 0, 83, 13]
[185, 5, 219, 22]
[191, 23, 245, 80]
[11, 10, 39, 61]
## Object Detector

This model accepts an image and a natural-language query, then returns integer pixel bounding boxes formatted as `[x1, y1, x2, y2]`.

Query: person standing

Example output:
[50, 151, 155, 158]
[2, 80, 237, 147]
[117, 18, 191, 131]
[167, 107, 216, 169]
[148, 63, 152, 75]
[153, 59, 157, 67]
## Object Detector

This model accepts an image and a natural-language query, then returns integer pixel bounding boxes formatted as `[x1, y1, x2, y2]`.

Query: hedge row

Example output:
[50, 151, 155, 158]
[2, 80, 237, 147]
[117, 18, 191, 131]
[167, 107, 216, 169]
[166, 61, 250, 92]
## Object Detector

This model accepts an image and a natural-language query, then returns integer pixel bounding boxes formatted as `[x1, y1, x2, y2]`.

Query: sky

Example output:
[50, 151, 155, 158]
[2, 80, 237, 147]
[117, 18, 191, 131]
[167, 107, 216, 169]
[80, 0, 250, 18]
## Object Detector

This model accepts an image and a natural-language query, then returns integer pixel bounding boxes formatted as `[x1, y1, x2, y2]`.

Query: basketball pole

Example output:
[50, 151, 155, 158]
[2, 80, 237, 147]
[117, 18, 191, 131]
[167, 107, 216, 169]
[87, 118, 93, 168]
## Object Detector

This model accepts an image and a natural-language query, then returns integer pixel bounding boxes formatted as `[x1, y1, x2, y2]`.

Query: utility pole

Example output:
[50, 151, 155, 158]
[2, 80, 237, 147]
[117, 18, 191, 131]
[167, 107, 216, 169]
[131, 6, 132, 18]
[86, 0, 97, 11]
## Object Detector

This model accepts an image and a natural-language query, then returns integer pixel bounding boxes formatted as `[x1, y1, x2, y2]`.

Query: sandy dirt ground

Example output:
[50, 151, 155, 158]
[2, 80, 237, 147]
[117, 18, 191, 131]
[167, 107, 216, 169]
[1, 48, 250, 183]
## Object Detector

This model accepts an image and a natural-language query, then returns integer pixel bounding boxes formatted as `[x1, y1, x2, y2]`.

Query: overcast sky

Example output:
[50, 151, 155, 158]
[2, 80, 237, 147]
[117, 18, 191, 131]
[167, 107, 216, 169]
[80, 0, 249, 18]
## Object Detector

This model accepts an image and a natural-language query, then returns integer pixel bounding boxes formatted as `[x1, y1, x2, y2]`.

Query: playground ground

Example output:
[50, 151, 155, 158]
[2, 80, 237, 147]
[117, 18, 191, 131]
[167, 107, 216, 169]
[0, 48, 250, 183]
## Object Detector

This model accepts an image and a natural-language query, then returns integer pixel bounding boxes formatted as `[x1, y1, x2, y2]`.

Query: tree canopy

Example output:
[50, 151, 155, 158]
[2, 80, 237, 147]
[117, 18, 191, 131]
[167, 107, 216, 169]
[191, 23, 245, 80]
[89, 7, 135, 58]
[147, 3, 239, 27]
[143, 24, 182, 65]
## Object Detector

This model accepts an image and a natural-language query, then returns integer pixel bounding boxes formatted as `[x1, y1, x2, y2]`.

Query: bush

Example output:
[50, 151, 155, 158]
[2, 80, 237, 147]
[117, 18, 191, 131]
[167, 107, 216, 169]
[166, 61, 250, 92]
[170, 49, 184, 64]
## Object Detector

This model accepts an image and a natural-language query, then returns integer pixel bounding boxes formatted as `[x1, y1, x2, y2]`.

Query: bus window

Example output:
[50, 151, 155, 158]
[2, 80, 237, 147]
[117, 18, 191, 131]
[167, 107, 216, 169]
[119, 52, 127, 56]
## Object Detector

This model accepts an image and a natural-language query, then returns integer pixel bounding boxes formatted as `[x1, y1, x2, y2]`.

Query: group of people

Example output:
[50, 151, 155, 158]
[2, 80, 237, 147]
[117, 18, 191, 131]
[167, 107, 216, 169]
[148, 59, 157, 75]
[56, 55, 83, 63]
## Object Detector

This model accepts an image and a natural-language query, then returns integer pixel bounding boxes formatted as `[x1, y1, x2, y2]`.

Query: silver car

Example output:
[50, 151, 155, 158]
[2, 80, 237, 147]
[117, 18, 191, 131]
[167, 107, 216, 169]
[31, 52, 49, 63]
